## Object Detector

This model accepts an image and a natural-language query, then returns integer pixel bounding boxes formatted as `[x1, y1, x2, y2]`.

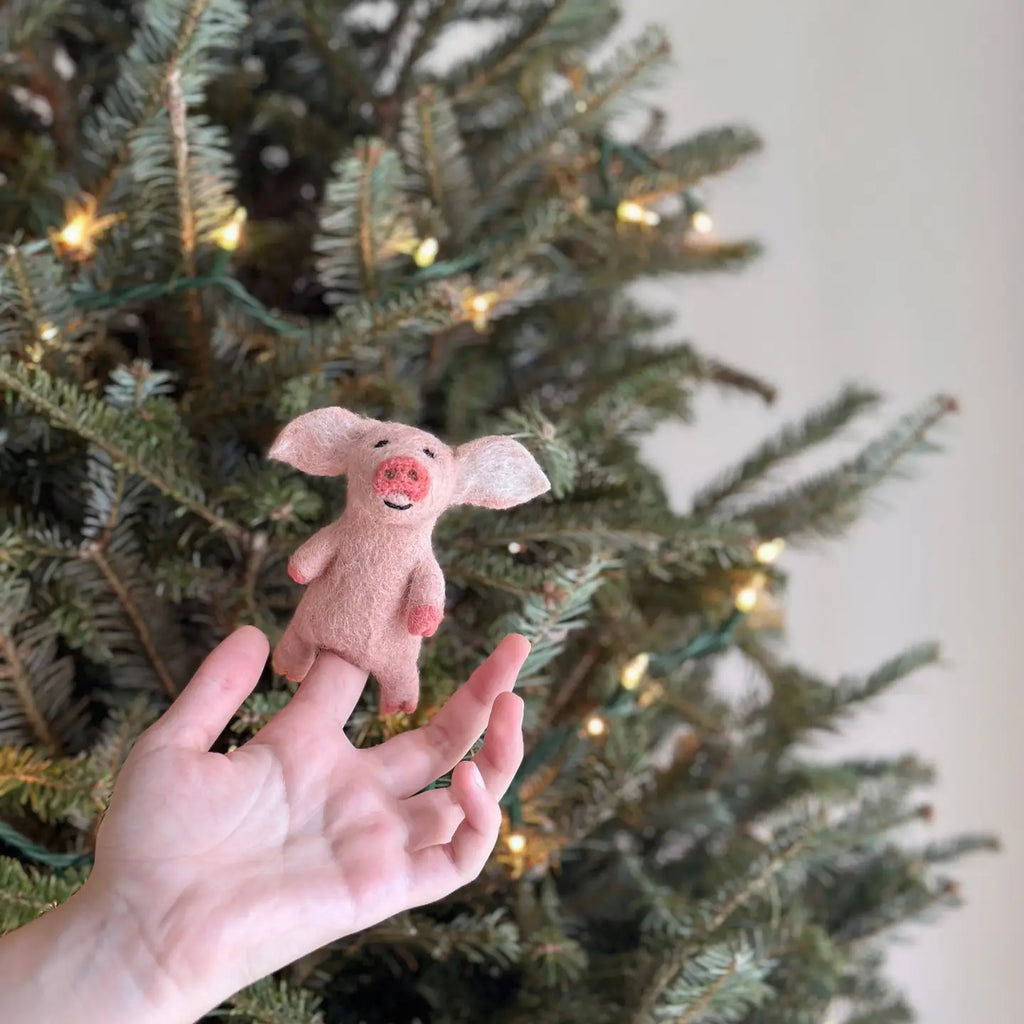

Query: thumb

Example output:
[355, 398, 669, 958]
[143, 626, 269, 752]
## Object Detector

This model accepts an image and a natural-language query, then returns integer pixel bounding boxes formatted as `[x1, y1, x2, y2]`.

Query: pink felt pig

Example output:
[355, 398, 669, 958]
[268, 408, 550, 713]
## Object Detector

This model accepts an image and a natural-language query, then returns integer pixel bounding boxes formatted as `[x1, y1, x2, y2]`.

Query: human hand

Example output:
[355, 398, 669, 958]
[45, 627, 527, 1023]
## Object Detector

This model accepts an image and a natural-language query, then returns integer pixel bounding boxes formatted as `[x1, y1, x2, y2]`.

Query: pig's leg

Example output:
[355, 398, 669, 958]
[375, 661, 421, 716]
[273, 622, 317, 682]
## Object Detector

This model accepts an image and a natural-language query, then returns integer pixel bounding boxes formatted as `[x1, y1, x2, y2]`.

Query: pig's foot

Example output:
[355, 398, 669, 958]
[272, 625, 317, 682]
[377, 667, 421, 716]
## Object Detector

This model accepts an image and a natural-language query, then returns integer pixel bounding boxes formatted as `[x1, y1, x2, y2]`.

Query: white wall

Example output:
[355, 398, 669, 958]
[625, 2, 1024, 1021]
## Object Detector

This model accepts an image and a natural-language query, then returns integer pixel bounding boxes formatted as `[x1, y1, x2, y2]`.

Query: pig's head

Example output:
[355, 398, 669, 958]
[268, 407, 550, 528]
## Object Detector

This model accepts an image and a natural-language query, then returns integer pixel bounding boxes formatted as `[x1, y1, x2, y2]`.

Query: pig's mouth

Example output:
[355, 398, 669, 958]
[383, 494, 413, 511]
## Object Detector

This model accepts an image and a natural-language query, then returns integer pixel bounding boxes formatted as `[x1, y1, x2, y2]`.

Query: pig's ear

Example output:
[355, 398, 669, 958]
[268, 407, 368, 476]
[452, 436, 551, 509]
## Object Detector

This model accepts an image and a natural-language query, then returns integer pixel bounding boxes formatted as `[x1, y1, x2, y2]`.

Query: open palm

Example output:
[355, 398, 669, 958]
[89, 626, 527, 1003]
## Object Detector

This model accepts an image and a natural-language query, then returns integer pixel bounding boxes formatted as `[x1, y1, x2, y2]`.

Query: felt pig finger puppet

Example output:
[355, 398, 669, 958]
[268, 408, 551, 714]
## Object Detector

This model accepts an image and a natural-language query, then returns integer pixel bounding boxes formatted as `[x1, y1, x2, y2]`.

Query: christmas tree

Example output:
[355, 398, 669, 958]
[0, 2, 996, 1021]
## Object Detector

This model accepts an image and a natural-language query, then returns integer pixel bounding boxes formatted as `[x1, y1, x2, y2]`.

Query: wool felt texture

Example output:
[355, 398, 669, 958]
[269, 409, 551, 714]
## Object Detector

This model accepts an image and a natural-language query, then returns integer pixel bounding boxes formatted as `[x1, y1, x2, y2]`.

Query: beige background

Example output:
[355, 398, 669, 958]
[625, 1, 1024, 1020]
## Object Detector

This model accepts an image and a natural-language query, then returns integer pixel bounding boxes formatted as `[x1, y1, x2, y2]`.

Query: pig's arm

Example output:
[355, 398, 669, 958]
[405, 558, 445, 637]
[287, 523, 340, 585]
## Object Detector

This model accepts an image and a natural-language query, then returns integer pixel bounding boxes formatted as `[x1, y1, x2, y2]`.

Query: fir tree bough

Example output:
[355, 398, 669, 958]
[0, 2, 994, 1022]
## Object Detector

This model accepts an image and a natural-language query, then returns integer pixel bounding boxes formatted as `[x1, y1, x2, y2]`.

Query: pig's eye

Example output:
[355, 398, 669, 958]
[374, 439, 389, 448]
[422, 448, 436, 459]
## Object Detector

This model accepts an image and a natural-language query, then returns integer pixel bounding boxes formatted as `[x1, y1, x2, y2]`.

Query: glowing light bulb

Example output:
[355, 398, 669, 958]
[735, 586, 759, 613]
[471, 293, 491, 313]
[508, 541, 523, 554]
[413, 236, 439, 268]
[585, 714, 607, 737]
[51, 195, 122, 259]
[59, 219, 86, 249]
[620, 652, 650, 691]
[641, 209, 661, 226]
[37, 322, 59, 342]
[507, 832, 527, 854]
[214, 208, 247, 251]
[691, 210, 714, 235]
[616, 200, 646, 223]
[755, 538, 785, 565]
[575, 99, 588, 113]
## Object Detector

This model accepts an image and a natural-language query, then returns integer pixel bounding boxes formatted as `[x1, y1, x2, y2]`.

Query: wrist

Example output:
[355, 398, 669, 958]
[0, 878, 201, 1024]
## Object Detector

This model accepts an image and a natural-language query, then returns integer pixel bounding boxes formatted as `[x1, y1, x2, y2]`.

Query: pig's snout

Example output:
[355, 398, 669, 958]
[373, 456, 430, 509]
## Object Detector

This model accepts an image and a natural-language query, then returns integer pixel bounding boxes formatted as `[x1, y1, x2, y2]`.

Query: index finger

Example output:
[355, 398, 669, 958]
[363, 635, 530, 796]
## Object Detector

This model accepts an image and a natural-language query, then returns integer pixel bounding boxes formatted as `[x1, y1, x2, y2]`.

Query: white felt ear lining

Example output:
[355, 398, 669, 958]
[268, 407, 368, 476]
[453, 436, 551, 509]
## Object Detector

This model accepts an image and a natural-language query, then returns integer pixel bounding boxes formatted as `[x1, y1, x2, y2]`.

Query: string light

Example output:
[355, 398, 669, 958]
[508, 541, 523, 554]
[214, 207, 247, 251]
[463, 289, 500, 332]
[584, 714, 607, 738]
[616, 200, 646, 223]
[734, 585, 760, 613]
[50, 195, 122, 259]
[617, 199, 661, 227]
[690, 210, 714, 235]
[575, 99, 589, 113]
[620, 652, 650, 691]
[413, 236, 439, 268]
[507, 832, 527, 854]
[36, 322, 59, 342]
[755, 538, 785, 565]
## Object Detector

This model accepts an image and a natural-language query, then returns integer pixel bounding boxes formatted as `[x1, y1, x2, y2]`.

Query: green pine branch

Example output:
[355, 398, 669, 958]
[585, 232, 761, 287]
[296, 0, 374, 103]
[0, 356, 249, 542]
[356, 908, 521, 967]
[482, 198, 573, 281]
[82, 0, 248, 201]
[230, 690, 292, 737]
[916, 834, 1001, 866]
[87, 699, 158, 784]
[656, 942, 773, 1024]
[220, 976, 325, 1024]
[0, 857, 86, 934]
[658, 125, 764, 188]
[0, 244, 82, 356]
[0, 575, 78, 753]
[500, 557, 611, 681]
[393, 0, 461, 93]
[742, 639, 941, 750]
[692, 384, 883, 515]
[0, 0, 71, 53]
[0, 746, 100, 825]
[479, 26, 671, 211]
[128, 103, 238, 271]
[315, 139, 416, 300]
[448, 0, 619, 103]
[400, 86, 480, 244]
[630, 830, 813, 1024]
[77, 543, 184, 698]
[738, 394, 957, 544]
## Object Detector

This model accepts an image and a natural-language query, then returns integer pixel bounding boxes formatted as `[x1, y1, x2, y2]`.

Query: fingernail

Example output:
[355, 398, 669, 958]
[470, 762, 485, 788]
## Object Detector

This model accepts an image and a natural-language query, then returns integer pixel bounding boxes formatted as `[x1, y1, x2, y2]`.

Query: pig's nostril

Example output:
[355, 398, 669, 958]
[385, 468, 396, 480]
[409, 470, 418, 481]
